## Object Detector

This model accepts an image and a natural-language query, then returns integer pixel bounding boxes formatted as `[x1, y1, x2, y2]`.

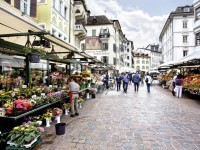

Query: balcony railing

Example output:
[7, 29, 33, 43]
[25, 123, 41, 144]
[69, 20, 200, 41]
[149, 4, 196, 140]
[99, 33, 110, 39]
[74, 24, 87, 40]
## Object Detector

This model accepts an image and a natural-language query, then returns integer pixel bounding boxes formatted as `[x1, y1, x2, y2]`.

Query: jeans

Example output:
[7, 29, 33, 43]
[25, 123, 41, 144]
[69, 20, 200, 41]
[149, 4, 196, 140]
[176, 85, 182, 98]
[71, 93, 79, 115]
[146, 83, 150, 92]
[134, 82, 139, 91]
[117, 82, 121, 91]
[123, 82, 128, 93]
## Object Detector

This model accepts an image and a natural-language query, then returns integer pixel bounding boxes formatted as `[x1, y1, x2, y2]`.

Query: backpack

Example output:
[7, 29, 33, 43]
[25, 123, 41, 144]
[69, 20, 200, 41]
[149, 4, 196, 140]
[175, 79, 181, 86]
[145, 77, 148, 83]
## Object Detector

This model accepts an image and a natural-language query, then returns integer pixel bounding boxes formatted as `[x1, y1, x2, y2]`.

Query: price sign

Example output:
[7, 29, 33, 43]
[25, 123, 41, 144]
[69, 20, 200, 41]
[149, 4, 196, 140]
[41, 93, 45, 96]
[22, 85, 27, 88]
[32, 95, 36, 98]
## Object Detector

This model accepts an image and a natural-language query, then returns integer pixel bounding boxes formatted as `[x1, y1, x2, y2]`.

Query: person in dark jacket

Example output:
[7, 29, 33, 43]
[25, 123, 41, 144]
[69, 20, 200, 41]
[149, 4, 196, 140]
[132, 72, 140, 92]
[116, 74, 122, 91]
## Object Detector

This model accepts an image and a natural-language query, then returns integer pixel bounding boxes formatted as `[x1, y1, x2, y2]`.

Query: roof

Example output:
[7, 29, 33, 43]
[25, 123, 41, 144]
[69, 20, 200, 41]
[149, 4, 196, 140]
[87, 15, 113, 25]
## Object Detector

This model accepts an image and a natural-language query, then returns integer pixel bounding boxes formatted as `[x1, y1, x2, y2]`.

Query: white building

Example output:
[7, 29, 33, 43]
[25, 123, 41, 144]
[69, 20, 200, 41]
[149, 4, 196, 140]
[81, 15, 134, 70]
[159, 5, 195, 63]
[193, 0, 200, 53]
[145, 44, 162, 69]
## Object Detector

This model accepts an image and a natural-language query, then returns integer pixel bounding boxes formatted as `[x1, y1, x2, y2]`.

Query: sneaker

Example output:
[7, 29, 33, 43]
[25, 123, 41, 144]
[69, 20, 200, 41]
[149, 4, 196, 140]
[70, 114, 75, 117]
[75, 113, 79, 116]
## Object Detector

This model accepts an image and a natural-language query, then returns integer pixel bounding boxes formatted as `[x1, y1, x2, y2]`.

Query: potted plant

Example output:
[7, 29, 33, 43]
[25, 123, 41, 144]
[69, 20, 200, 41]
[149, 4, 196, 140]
[53, 108, 63, 123]
[62, 103, 71, 116]
[24, 47, 46, 63]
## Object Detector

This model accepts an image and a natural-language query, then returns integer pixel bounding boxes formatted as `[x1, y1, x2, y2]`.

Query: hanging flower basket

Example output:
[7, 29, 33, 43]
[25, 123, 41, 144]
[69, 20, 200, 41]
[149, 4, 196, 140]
[28, 53, 40, 63]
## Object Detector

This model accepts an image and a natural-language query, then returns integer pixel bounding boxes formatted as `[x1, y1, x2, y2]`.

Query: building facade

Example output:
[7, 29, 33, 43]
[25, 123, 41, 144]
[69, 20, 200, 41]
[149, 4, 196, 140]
[193, 0, 200, 53]
[82, 15, 133, 70]
[159, 5, 195, 63]
[145, 44, 162, 69]
[132, 51, 150, 72]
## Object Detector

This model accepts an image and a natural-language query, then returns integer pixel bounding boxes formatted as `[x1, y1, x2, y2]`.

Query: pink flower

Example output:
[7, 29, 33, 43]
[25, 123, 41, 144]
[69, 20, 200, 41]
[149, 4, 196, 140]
[37, 127, 44, 132]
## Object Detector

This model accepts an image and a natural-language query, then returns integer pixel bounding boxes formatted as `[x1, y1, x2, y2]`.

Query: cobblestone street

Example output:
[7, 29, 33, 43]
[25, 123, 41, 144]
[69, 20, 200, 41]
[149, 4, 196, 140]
[40, 84, 200, 150]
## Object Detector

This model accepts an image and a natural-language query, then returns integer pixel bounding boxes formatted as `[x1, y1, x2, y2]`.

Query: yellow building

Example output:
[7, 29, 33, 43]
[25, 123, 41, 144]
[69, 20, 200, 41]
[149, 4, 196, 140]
[36, 0, 70, 43]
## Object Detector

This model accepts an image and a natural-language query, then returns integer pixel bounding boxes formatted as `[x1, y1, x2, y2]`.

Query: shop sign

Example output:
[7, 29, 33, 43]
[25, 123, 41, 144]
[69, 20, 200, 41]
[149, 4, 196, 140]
[85, 50, 109, 56]
[85, 37, 103, 50]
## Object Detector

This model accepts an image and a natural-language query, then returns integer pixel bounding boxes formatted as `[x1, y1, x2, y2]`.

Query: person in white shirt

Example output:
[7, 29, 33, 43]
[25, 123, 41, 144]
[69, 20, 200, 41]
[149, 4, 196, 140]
[145, 72, 152, 93]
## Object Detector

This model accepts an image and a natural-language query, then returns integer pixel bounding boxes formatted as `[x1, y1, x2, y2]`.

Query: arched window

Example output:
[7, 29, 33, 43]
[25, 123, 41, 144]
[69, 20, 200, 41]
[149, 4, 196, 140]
[75, 9, 80, 13]
[136, 60, 140, 64]
[142, 60, 145, 64]
[146, 61, 149, 64]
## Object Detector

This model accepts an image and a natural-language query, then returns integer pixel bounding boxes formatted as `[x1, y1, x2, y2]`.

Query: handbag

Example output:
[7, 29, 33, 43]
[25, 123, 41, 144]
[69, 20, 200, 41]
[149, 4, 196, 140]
[174, 86, 178, 92]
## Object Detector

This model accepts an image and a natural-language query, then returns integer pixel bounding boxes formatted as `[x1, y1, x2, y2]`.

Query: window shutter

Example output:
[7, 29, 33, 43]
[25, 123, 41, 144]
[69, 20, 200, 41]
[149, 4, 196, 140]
[30, 0, 37, 17]
[14, 0, 20, 9]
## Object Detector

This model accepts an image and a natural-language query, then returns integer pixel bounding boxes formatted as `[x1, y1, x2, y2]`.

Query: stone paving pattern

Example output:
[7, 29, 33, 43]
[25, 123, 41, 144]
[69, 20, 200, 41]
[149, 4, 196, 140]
[39, 84, 200, 150]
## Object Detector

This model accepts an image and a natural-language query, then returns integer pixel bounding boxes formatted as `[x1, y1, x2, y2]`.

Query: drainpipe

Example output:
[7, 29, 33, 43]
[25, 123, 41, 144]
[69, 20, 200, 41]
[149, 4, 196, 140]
[69, 0, 72, 43]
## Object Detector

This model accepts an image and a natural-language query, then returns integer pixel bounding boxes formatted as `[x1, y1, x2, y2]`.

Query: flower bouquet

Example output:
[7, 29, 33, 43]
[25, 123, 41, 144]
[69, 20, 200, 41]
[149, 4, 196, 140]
[42, 109, 53, 127]
[53, 108, 63, 123]
[62, 103, 71, 115]
[78, 97, 84, 109]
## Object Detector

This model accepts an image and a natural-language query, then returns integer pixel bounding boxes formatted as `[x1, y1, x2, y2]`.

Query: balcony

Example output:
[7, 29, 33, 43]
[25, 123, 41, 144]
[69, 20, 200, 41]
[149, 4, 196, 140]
[99, 33, 110, 39]
[74, 23, 87, 40]
[74, 0, 87, 23]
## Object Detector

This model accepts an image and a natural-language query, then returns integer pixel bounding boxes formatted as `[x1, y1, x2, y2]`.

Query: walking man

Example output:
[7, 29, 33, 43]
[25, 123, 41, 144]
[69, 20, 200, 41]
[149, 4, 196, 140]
[132, 72, 140, 92]
[116, 74, 122, 91]
[123, 72, 129, 95]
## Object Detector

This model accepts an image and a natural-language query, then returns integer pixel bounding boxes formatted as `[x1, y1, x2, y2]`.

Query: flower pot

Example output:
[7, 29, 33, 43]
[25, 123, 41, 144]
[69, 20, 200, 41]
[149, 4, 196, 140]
[65, 109, 69, 115]
[86, 93, 90, 99]
[28, 53, 40, 63]
[46, 119, 51, 127]
[55, 115, 61, 124]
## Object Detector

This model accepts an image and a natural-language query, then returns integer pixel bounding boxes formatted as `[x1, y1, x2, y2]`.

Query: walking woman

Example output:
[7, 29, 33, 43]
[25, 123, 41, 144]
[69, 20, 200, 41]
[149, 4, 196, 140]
[116, 74, 122, 91]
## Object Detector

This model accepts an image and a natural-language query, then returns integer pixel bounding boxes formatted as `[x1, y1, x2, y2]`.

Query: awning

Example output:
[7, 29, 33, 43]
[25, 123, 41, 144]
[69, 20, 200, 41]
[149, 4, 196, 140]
[0, 1, 103, 64]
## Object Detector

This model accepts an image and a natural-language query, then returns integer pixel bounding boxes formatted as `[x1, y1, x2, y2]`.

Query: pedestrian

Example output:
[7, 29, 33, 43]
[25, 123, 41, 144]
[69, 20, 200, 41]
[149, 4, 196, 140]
[174, 74, 183, 98]
[132, 71, 140, 92]
[68, 77, 80, 117]
[128, 71, 132, 85]
[123, 72, 129, 95]
[140, 71, 145, 85]
[116, 73, 122, 91]
[171, 74, 177, 96]
[103, 72, 109, 89]
[145, 72, 152, 93]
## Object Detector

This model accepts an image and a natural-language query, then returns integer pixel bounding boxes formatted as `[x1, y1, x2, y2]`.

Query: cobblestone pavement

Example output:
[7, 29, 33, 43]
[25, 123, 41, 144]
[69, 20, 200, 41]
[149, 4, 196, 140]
[40, 84, 200, 150]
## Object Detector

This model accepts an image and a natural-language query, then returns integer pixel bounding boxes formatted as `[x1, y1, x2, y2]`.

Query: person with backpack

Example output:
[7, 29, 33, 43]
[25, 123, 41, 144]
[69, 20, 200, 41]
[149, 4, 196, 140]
[123, 72, 129, 95]
[145, 72, 152, 93]
[132, 72, 140, 92]
[175, 74, 183, 98]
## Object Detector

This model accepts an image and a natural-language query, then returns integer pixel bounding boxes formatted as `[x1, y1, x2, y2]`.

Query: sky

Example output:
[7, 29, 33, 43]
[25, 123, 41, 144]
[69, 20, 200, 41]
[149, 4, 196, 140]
[86, 0, 193, 50]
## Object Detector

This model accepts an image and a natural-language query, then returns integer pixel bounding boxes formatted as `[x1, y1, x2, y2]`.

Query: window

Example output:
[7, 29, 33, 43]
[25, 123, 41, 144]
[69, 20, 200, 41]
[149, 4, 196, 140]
[53, 0, 56, 8]
[64, 6, 68, 19]
[37, 0, 46, 3]
[58, 33, 62, 38]
[81, 44, 85, 51]
[102, 43, 108, 50]
[113, 44, 116, 53]
[92, 29, 96, 36]
[127, 63, 129, 66]
[183, 35, 188, 43]
[183, 21, 187, 28]
[127, 49, 129, 52]
[21, 0, 30, 15]
[183, 7, 190, 12]
[196, 7, 200, 20]
[146, 66, 149, 69]
[146, 61, 149, 64]
[136, 60, 140, 64]
[196, 33, 200, 46]
[102, 56, 108, 64]
[142, 60, 145, 64]
[52, 29, 56, 36]
[183, 50, 188, 57]
[113, 58, 117, 65]
[136, 66, 140, 70]
[59, 0, 62, 13]
[127, 56, 129, 60]
[142, 66, 145, 69]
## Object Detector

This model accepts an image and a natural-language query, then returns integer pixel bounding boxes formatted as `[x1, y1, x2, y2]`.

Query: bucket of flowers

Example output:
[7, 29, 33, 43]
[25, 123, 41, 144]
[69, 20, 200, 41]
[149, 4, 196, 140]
[53, 108, 63, 124]
[62, 103, 71, 116]
[42, 109, 53, 127]
[78, 97, 84, 109]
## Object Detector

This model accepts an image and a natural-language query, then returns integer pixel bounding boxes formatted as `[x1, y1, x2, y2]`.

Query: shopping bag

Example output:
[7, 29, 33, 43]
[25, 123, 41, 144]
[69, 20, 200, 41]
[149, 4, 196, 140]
[174, 86, 178, 92]
[169, 83, 173, 91]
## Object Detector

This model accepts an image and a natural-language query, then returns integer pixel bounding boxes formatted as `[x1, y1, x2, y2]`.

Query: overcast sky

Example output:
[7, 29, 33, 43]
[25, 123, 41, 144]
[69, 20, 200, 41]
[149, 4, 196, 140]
[86, 0, 193, 50]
